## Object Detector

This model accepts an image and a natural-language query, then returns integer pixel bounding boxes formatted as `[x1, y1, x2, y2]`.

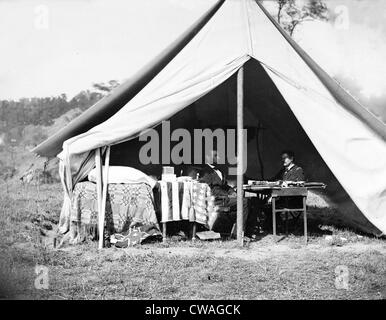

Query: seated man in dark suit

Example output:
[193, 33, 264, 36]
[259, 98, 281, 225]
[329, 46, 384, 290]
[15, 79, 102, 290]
[198, 149, 249, 236]
[271, 150, 305, 182]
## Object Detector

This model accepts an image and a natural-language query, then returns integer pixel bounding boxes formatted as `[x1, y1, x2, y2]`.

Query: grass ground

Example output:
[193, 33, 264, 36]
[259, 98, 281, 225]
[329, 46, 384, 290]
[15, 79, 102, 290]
[0, 180, 385, 300]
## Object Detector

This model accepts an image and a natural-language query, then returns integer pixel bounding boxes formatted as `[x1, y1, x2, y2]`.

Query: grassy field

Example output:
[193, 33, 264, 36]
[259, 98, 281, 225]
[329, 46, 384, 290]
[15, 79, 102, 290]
[0, 180, 385, 300]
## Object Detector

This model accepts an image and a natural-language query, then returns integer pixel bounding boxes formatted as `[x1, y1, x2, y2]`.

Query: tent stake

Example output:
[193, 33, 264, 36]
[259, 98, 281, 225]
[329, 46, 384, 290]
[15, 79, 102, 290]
[99, 146, 111, 249]
[237, 66, 244, 246]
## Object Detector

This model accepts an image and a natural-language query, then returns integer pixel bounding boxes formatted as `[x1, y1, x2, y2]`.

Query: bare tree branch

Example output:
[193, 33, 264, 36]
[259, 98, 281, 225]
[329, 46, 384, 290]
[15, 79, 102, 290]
[274, 0, 329, 37]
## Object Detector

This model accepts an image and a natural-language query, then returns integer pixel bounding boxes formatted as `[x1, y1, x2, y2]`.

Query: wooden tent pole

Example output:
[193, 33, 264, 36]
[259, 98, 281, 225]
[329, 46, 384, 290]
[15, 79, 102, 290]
[237, 66, 244, 246]
[95, 148, 103, 246]
[99, 146, 111, 249]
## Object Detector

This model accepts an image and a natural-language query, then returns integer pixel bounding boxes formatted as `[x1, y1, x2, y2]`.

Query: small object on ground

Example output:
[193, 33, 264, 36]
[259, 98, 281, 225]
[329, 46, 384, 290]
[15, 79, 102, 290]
[171, 230, 188, 241]
[178, 230, 188, 240]
[275, 235, 286, 243]
[110, 225, 162, 248]
[243, 236, 252, 243]
[42, 222, 53, 230]
[249, 234, 259, 242]
[196, 230, 221, 240]
[325, 235, 333, 242]
[325, 235, 346, 246]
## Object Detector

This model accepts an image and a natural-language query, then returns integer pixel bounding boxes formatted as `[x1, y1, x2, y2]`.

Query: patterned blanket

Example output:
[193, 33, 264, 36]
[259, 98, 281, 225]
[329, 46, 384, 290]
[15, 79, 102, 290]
[68, 181, 160, 245]
[157, 181, 219, 229]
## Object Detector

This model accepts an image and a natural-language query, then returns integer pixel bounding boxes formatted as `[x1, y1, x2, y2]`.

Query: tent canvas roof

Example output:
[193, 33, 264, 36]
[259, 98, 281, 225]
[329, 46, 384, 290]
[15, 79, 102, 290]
[33, 0, 386, 235]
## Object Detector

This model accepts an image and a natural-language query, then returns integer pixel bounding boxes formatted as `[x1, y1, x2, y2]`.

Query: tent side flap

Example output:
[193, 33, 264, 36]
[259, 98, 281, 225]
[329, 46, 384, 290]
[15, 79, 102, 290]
[255, 0, 386, 141]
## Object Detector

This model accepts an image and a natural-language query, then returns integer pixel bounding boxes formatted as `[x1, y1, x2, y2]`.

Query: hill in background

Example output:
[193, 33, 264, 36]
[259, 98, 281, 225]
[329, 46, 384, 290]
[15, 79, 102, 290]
[0, 81, 120, 180]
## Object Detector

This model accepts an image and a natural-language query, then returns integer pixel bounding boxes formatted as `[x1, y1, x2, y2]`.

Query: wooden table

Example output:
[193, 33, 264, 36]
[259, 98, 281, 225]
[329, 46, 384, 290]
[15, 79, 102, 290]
[243, 184, 326, 243]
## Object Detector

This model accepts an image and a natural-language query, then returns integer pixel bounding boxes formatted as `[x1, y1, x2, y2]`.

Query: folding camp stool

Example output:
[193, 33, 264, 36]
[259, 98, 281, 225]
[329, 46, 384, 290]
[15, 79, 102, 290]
[271, 187, 308, 244]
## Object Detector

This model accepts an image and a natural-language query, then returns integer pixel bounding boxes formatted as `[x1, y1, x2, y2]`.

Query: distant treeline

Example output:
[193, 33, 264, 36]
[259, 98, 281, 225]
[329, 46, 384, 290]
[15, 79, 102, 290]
[0, 91, 101, 128]
[0, 80, 120, 145]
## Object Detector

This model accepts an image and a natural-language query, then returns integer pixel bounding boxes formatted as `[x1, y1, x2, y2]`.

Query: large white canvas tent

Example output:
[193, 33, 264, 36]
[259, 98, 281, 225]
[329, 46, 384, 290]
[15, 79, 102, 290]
[33, 0, 386, 236]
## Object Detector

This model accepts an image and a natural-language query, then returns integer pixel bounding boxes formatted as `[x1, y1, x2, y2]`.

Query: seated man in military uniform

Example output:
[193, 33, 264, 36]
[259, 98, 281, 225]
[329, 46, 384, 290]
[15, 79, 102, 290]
[262, 150, 306, 232]
[271, 150, 305, 183]
[198, 149, 249, 236]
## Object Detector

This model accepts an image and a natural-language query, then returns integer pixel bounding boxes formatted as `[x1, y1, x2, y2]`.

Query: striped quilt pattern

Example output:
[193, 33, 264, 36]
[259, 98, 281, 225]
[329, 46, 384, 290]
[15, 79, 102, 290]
[159, 181, 218, 228]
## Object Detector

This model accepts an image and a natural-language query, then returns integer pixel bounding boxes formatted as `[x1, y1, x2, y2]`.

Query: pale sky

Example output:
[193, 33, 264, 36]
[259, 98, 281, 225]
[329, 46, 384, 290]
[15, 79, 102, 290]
[1, 0, 386, 101]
